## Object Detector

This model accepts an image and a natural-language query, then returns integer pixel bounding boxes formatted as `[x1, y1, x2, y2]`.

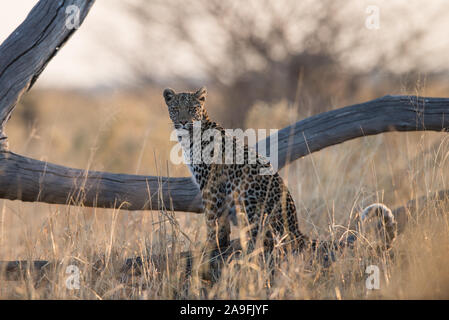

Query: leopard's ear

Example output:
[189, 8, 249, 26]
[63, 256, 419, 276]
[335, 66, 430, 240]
[194, 87, 207, 103]
[163, 88, 176, 104]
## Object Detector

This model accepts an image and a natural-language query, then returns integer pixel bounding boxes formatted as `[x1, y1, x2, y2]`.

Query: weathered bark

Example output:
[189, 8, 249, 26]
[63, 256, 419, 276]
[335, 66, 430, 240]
[1, 0, 448, 284]
[0, 1, 448, 215]
[0, 151, 203, 212]
[0, 96, 448, 212]
[269, 95, 449, 169]
[0, 0, 95, 149]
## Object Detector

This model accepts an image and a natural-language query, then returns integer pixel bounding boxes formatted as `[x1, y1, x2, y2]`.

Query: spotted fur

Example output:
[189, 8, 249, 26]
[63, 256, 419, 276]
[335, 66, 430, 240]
[163, 87, 398, 278]
[164, 87, 309, 257]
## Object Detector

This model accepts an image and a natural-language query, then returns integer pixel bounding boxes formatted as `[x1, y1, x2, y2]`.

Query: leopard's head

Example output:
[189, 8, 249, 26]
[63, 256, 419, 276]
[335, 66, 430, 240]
[163, 87, 208, 130]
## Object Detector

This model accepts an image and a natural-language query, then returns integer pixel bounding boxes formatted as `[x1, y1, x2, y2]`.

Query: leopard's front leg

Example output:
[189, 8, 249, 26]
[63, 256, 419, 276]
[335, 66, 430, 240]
[203, 193, 231, 253]
[201, 191, 232, 282]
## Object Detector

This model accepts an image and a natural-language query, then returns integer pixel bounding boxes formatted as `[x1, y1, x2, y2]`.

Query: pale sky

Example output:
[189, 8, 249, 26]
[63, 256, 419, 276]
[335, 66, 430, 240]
[1, 1, 448, 89]
[0, 0, 133, 88]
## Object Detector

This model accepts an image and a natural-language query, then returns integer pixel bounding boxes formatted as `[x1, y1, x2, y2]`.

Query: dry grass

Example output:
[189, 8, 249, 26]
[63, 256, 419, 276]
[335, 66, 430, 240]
[0, 88, 448, 299]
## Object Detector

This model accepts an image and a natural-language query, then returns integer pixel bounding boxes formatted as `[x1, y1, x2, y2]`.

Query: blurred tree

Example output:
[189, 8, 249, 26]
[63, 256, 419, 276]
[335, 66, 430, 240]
[117, 0, 437, 126]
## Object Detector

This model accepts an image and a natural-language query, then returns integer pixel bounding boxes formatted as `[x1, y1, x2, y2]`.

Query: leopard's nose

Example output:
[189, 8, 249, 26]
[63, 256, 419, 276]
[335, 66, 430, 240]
[179, 121, 188, 126]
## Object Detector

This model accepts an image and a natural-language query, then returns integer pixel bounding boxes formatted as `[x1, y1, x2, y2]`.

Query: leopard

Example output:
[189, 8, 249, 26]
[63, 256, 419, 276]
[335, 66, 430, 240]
[163, 87, 397, 277]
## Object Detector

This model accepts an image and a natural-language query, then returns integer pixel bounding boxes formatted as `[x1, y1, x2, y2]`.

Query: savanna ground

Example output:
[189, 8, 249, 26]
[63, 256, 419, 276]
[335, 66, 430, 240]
[0, 84, 448, 299]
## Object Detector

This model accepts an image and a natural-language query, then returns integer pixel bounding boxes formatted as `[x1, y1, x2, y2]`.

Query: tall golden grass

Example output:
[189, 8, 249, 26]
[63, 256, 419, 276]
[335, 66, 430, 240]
[0, 88, 447, 299]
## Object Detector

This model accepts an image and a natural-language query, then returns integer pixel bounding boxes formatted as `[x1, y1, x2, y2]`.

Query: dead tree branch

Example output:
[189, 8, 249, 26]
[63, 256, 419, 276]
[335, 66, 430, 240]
[0, 1, 448, 215]
[0, 0, 448, 282]
[0, 96, 448, 212]
[0, 0, 95, 149]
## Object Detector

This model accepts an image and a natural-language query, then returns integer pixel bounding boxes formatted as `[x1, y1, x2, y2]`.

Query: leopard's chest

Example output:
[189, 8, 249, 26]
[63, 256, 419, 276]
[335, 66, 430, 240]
[176, 130, 207, 190]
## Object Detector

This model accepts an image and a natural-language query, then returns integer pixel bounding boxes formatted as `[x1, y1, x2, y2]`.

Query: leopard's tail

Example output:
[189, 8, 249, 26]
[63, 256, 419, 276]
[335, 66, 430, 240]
[356, 203, 398, 250]
[311, 203, 397, 267]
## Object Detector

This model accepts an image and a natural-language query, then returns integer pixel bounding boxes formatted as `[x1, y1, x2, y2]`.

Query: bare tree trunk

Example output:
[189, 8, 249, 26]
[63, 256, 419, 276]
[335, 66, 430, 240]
[0, 1, 448, 216]
[0, 0, 95, 149]
[0, 0, 448, 282]
[0, 96, 448, 212]
[0, 151, 203, 212]
[270, 95, 449, 169]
